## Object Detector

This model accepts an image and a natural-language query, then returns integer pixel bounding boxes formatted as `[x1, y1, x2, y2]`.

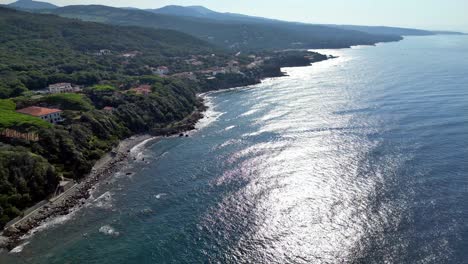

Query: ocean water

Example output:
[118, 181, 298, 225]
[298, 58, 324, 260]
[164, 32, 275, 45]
[1, 35, 468, 263]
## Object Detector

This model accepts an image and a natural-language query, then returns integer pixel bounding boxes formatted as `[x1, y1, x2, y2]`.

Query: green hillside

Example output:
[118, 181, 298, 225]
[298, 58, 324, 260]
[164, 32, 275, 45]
[46, 5, 403, 51]
[0, 7, 215, 98]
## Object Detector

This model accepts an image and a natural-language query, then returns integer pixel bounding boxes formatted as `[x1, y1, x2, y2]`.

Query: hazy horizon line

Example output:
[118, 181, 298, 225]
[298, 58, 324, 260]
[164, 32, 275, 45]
[1, 0, 467, 33]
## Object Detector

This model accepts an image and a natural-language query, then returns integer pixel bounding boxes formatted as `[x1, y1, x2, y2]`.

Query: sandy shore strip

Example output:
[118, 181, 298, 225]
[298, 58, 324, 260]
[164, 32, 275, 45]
[0, 134, 156, 250]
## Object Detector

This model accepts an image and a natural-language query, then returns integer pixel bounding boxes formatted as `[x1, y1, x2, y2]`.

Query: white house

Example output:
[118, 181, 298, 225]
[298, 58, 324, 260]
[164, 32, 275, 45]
[94, 49, 111, 56]
[152, 66, 170, 76]
[212, 67, 226, 76]
[48, 83, 80, 94]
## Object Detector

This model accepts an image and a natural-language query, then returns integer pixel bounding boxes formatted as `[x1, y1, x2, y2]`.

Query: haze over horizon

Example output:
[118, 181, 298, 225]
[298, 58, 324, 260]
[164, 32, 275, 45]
[1, 0, 467, 32]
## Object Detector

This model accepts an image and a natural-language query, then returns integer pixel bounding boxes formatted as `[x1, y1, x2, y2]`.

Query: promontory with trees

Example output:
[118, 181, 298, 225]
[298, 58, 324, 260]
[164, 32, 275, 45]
[0, 2, 421, 236]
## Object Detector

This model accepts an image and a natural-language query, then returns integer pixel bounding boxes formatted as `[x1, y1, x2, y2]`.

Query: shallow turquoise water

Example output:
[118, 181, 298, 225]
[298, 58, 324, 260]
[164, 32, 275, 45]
[1, 35, 468, 263]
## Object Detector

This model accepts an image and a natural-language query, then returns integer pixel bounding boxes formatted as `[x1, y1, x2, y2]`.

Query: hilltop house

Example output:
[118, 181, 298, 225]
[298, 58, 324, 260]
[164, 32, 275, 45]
[103, 106, 114, 112]
[48, 83, 80, 94]
[212, 67, 227, 76]
[121, 51, 140, 58]
[185, 59, 204, 66]
[152, 66, 170, 76]
[225, 60, 241, 74]
[130, 85, 152, 95]
[171, 72, 197, 81]
[93, 49, 111, 56]
[16, 106, 63, 124]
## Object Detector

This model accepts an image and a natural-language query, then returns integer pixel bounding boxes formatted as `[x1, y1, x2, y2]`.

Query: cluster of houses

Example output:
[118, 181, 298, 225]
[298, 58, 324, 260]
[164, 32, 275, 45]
[199, 63, 242, 79]
[11, 53, 268, 127]
[18, 82, 82, 124]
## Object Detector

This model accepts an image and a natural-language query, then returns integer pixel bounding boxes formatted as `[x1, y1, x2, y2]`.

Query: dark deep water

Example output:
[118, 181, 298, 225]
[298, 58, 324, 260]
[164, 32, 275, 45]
[1, 35, 468, 263]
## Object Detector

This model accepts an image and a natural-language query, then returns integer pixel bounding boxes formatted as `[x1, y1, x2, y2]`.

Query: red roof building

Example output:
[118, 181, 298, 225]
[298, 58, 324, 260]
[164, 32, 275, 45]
[16, 106, 63, 124]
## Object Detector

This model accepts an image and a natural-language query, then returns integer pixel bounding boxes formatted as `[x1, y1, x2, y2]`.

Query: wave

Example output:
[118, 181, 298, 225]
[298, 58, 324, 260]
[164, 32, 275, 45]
[91, 191, 113, 209]
[98, 225, 120, 237]
[130, 137, 158, 160]
[11, 206, 82, 253]
[154, 193, 167, 199]
[9, 242, 29, 254]
[196, 95, 224, 130]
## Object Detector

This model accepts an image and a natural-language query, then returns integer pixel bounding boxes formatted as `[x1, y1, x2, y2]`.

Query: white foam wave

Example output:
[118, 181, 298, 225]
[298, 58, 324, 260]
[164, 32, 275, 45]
[239, 108, 261, 117]
[99, 225, 120, 237]
[196, 95, 223, 130]
[10, 241, 29, 253]
[14, 206, 81, 252]
[92, 191, 113, 209]
[130, 137, 158, 159]
[218, 139, 242, 149]
[154, 193, 167, 199]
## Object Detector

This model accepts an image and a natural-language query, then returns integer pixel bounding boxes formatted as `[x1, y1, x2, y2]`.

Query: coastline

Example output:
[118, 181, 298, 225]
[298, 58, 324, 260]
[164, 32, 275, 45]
[0, 101, 209, 251]
[0, 134, 155, 250]
[0, 52, 333, 252]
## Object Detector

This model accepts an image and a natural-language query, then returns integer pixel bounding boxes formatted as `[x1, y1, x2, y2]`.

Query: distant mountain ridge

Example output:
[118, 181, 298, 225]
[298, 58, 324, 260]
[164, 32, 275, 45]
[7, 0, 464, 37]
[146, 5, 291, 25]
[325, 25, 434, 36]
[7, 0, 57, 10]
[42, 5, 402, 51]
[6, 0, 466, 36]
[5, 0, 465, 52]
[146, 5, 465, 36]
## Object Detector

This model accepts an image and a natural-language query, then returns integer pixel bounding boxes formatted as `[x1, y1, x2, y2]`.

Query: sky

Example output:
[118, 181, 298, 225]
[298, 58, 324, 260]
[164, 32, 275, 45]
[1, 0, 467, 32]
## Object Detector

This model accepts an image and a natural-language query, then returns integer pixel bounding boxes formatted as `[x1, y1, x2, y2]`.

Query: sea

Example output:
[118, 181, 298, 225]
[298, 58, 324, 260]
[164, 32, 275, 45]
[1, 35, 467, 264]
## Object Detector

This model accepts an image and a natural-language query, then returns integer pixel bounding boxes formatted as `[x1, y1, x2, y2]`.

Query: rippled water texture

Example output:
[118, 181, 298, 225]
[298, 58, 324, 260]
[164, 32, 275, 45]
[2, 35, 468, 264]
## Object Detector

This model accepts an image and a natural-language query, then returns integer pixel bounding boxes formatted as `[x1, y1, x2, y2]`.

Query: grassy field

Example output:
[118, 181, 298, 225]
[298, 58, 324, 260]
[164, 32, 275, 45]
[0, 110, 51, 129]
[0, 99, 15, 111]
[0, 99, 51, 129]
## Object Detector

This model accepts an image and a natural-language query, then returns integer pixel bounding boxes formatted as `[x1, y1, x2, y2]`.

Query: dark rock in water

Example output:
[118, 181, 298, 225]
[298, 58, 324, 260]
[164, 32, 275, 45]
[126, 172, 133, 176]
[179, 133, 184, 137]
[185, 135, 189, 137]
[140, 208, 153, 215]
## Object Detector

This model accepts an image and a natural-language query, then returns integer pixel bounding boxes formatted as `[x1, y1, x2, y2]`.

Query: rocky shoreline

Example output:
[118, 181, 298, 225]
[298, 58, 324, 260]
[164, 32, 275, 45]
[0, 106, 206, 251]
[0, 134, 151, 250]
